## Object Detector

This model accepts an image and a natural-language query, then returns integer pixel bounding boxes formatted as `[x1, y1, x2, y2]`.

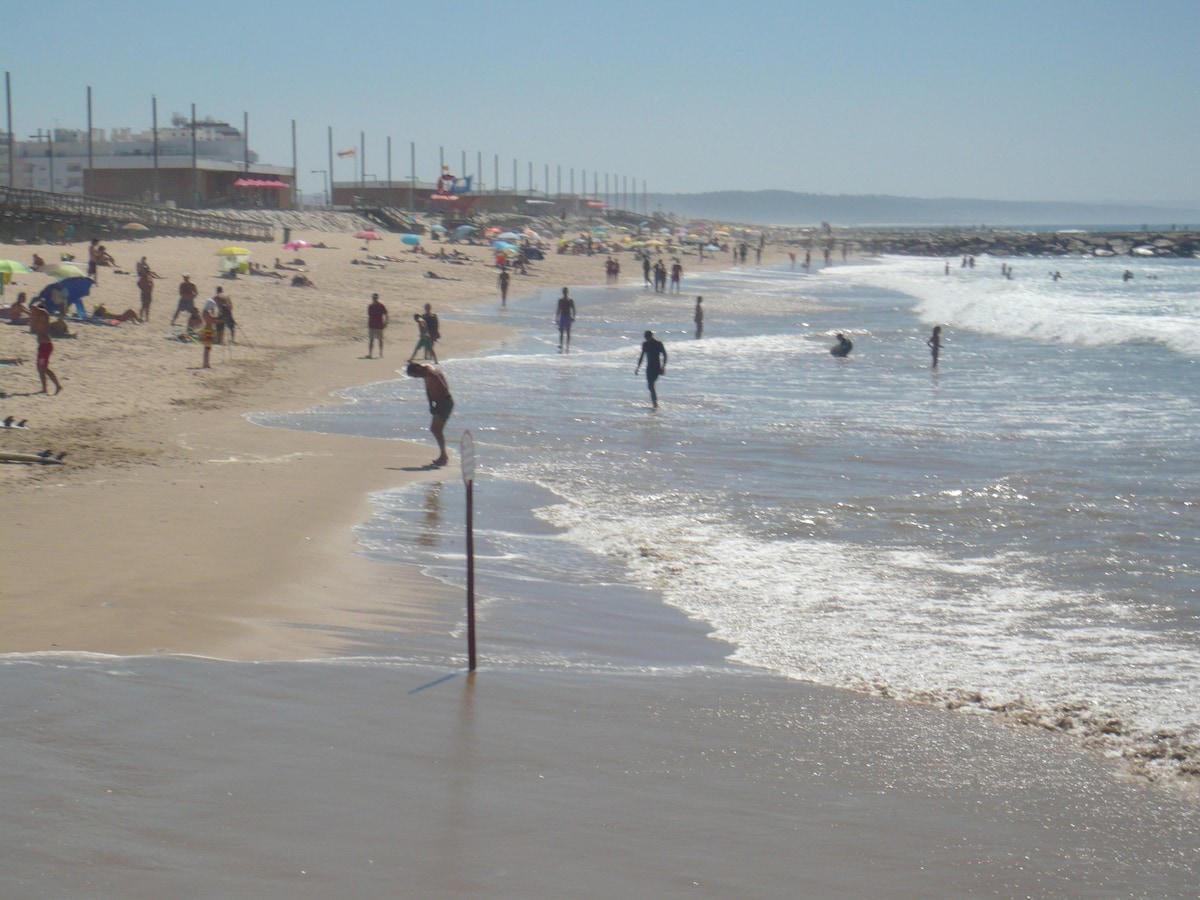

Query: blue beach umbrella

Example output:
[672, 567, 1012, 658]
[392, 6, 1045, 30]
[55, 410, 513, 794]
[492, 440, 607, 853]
[36, 276, 93, 316]
[453, 224, 477, 239]
[492, 240, 518, 251]
[401, 234, 422, 246]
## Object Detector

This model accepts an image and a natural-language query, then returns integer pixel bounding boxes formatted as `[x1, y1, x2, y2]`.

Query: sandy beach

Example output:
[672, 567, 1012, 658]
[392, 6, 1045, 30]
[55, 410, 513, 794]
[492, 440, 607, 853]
[0, 224, 731, 657]
[3, 225, 1198, 898]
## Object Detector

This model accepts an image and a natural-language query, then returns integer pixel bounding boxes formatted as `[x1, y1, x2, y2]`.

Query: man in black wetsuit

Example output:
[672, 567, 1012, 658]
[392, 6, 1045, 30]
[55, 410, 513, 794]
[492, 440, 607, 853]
[635, 330, 668, 408]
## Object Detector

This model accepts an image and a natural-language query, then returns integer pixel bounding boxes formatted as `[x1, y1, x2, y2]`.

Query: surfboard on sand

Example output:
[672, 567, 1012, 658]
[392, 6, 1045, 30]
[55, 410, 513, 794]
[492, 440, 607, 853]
[0, 451, 63, 465]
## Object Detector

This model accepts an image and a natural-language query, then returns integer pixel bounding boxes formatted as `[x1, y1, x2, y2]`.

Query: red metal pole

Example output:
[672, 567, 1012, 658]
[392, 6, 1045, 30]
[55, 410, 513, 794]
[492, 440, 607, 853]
[465, 478, 476, 671]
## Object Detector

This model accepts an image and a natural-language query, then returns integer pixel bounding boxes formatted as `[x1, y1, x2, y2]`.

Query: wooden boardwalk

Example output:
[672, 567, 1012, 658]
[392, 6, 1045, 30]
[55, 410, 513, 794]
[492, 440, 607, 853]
[0, 186, 275, 243]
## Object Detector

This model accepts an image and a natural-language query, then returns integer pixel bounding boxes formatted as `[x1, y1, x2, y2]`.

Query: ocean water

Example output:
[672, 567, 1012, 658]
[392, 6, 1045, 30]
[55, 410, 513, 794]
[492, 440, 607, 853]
[260, 252, 1200, 783]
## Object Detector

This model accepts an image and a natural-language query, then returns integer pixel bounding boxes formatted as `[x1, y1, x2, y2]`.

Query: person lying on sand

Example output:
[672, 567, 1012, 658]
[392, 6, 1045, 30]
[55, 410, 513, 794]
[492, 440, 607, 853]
[290, 274, 316, 287]
[92, 304, 142, 323]
[250, 263, 284, 279]
[424, 270, 460, 281]
[274, 258, 306, 271]
[351, 259, 385, 269]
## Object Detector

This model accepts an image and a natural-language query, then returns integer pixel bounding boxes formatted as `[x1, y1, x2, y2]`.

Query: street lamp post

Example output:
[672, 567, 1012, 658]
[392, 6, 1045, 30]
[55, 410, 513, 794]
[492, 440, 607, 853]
[310, 169, 328, 207]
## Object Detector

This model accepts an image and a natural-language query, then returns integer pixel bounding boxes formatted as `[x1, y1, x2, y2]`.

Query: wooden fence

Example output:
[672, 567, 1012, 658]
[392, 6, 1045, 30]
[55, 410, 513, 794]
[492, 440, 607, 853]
[0, 186, 274, 242]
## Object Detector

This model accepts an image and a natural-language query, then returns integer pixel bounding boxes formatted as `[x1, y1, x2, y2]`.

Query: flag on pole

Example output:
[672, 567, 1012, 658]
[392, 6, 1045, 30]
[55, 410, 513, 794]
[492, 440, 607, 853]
[337, 147, 356, 158]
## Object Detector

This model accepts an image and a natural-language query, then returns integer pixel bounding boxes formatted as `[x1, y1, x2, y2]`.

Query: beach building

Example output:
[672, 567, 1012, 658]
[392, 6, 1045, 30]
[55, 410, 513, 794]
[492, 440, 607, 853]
[0, 116, 294, 209]
[332, 180, 598, 217]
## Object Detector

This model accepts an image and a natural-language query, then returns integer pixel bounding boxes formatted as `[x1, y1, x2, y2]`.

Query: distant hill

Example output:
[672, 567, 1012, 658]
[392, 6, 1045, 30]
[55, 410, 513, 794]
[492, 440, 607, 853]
[643, 190, 1200, 228]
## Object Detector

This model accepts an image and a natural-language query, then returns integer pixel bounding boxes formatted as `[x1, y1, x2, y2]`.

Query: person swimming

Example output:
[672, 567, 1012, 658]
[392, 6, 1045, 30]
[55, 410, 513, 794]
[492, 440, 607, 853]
[830, 333, 853, 357]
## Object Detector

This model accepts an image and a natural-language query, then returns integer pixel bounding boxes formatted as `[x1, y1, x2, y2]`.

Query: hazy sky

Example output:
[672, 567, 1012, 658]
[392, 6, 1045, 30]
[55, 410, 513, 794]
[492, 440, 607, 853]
[6, 0, 1198, 206]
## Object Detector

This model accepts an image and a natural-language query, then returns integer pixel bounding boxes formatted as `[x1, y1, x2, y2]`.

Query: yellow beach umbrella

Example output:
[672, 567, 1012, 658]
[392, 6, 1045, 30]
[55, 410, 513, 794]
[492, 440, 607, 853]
[43, 262, 87, 279]
[216, 246, 251, 257]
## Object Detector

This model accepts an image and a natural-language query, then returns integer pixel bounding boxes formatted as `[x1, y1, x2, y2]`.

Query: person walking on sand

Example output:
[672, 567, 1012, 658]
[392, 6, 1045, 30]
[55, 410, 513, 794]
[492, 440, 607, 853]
[556, 287, 576, 352]
[498, 269, 510, 307]
[172, 274, 198, 326]
[927, 325, 943, 369]
[635, 330, 668, 409]
[406, 361, 453, 467]
[367, 292, 388, 358]
[694, 296, 704, 339]
[29, 301, 62, 394]
[200, 292, 218, 368]
[137, 268, 154, 322]
[87, 238, 101, 283]
[421, 303, 440, 357]
[409, 313, 438, 363]
[215, 289, 236, 345]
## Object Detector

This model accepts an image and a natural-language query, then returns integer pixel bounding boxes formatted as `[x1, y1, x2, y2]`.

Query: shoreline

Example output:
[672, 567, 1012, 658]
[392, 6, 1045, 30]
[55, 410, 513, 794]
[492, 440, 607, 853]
[0, 227, 736, 658]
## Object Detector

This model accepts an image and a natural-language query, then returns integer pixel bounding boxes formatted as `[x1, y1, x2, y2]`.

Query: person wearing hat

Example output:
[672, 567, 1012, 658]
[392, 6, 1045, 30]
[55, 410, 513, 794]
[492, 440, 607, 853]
[172, 274, 198, 326]
[634, 330, 668, 409]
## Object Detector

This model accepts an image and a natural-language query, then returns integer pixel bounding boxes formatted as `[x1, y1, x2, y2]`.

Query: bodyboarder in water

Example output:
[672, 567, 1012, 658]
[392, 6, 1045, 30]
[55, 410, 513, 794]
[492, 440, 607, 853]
[635, 330, 668, 408]
[926, 325, 942, 369]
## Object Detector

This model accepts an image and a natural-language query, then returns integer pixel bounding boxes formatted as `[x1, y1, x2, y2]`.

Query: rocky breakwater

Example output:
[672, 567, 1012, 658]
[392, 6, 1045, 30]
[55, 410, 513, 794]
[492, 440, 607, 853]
[848, 228, 1200, 260]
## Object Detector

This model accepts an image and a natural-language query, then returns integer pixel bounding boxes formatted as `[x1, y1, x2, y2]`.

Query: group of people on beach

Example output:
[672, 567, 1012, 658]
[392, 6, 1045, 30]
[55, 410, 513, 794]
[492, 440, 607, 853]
[165, 276, 236, 368]
[827, 326, 942, 367]
[361, 293, 451, 467]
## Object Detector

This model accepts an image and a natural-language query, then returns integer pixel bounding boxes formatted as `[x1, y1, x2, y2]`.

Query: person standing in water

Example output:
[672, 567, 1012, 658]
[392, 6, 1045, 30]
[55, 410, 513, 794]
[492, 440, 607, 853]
[635, 330, 668, 408]
[406, 361, 453, 467]
[694, 296, 704, 339]
[556, 287, 576, 352]
[927, 325, 943, 369]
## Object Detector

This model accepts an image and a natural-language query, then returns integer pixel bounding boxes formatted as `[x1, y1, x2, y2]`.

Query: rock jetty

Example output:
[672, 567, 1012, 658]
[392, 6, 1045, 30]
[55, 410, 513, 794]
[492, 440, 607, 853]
[843, 227, 1200, 259]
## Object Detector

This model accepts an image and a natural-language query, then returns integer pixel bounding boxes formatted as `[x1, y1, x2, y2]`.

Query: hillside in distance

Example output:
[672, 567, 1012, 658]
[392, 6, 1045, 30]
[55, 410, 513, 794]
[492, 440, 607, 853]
[644, 190, 1200, 228]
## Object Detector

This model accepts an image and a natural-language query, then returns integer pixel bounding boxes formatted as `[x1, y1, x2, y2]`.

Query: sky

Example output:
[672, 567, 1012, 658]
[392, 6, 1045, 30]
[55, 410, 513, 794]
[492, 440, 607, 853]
[5, 0, 1198, 208]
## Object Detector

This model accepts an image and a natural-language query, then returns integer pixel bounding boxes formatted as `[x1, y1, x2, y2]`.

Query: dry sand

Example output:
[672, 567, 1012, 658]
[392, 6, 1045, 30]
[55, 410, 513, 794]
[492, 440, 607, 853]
[0, 225, 731, 658]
